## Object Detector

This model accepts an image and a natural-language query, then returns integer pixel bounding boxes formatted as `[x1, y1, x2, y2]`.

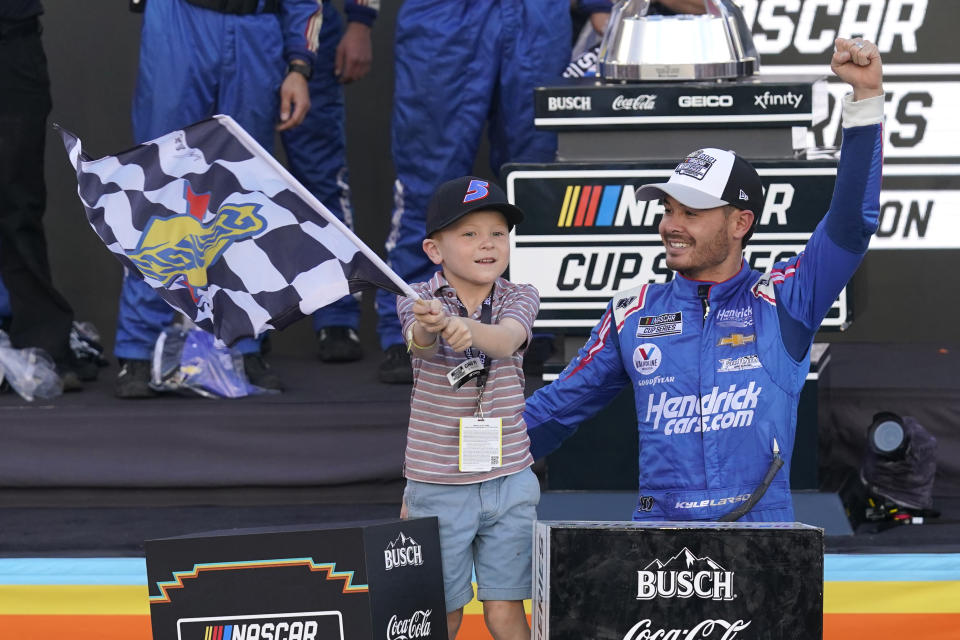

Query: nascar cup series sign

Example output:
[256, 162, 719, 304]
[533, 521, 823, 640]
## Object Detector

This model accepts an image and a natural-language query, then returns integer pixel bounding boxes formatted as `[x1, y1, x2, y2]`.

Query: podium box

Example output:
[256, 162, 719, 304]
[533, 521, 823, 640]
[146, 518, 447, 640]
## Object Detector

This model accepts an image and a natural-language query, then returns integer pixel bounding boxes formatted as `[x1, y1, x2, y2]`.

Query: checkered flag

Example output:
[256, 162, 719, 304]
[58, 116, 415, 347]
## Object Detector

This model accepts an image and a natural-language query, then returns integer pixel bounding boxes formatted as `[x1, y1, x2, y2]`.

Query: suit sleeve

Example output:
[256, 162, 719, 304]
[345, 0, 378, 26]
[771, 93, 884, 360]
[524, 303, 630, 459]
[280, 0, 322, 65]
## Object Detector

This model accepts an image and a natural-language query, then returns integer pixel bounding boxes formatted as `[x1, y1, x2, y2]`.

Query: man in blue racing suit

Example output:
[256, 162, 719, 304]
[524, 38, 885, 522]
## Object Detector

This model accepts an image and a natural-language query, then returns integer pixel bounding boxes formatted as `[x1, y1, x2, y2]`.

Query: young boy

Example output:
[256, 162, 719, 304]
[397, 176, 540, 640]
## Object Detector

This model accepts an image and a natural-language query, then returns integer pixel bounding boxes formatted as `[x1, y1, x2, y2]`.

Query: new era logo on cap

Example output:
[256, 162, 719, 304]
[634, 148, 764, 222]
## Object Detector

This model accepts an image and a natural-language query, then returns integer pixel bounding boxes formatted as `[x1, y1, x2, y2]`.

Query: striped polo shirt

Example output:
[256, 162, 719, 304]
[398, 271, 540, 485]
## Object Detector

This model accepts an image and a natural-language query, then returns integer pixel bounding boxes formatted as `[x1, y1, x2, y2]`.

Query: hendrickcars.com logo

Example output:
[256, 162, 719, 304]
[178, 611, 343, 640]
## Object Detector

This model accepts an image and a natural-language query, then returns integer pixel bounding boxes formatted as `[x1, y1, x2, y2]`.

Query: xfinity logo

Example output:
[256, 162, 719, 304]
[636, 547, 735, 601]
[547, 96, 592, 112]
[678, 95, 732, 108]
[645, 382, 761, 435]
[612, 94, 657, 111]
[384, 532, 423, 571]
[387, 610, 432, 640]
[754, 91, 804, 110]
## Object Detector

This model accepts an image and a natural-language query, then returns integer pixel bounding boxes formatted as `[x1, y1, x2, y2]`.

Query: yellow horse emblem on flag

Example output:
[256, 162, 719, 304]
[126, 202, 266, 288]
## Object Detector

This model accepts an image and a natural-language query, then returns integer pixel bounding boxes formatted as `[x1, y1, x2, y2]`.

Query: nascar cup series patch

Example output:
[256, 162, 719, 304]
[636, 312, 682, 338]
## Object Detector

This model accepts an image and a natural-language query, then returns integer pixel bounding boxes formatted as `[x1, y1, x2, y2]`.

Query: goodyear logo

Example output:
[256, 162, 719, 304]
[556, 184, 664, 228]
[126, 194, 266, 289]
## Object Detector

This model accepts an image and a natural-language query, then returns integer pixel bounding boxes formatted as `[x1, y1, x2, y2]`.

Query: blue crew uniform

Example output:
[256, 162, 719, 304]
[116, 0, 322, 360]
[281, 0, 376, 332]
[374, 0, 611, 350]
[524, 95, 884, 522]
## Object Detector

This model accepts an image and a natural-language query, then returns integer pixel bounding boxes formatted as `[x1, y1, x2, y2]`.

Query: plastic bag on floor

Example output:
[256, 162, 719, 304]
[0, 330, 63, 401]
[151, 326, 267, 399]
[70, 320, 109, 369]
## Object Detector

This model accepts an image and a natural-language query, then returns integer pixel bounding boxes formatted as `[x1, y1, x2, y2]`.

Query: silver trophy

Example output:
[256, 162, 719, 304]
[598, 0, 759, 82]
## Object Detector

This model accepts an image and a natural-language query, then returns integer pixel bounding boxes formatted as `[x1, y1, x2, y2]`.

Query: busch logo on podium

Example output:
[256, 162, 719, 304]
[533, 521, 823, 640]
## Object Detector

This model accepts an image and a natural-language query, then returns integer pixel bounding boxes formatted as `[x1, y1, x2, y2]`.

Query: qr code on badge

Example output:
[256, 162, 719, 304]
[490, 456, 500, 466]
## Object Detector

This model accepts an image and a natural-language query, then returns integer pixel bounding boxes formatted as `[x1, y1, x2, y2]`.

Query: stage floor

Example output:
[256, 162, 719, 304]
[1, 353, 958, 557]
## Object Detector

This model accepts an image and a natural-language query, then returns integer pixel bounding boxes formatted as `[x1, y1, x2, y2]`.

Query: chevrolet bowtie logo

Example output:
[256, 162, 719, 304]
[718, 333, 756, 347]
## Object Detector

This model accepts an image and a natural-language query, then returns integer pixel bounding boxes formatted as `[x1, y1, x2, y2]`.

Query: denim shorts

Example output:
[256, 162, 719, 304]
[403, 467, 540, 612]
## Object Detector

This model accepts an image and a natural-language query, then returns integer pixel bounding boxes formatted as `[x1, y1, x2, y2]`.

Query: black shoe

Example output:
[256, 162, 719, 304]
[378, 344, 413, 384]
[242, 353, 284, 391]
[74, 357, 100, 382]
[59, 369, 83, 393]
[114, 358, 156, 399]
[317, 326, 363, 363]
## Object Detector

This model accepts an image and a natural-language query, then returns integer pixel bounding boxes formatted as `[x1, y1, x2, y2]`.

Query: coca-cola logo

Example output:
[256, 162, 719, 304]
[612, 94, 657, 111]
[387, 609, 433, 640]
[622, 618, 751, 640]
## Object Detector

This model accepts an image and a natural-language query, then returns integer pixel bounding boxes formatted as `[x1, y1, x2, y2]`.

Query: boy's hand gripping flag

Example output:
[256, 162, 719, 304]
[58, 116, 417, 347]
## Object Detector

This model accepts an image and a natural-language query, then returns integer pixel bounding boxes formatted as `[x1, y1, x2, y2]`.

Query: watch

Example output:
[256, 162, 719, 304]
[287, 61, 312, 81]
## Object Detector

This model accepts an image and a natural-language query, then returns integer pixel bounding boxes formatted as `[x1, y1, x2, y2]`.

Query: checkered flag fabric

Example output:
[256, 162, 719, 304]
[58, 116, 411, 347]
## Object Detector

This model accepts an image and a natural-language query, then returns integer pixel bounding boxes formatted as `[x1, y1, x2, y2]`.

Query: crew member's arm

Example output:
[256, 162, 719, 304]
[524, 303, 630, 459]
[337, 0, 377, 83]
[770, 37, 884, 360]
[277, 0, 323, 130]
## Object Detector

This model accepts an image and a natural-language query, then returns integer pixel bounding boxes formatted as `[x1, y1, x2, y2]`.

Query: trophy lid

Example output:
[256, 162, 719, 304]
[599, 0, 759, 82]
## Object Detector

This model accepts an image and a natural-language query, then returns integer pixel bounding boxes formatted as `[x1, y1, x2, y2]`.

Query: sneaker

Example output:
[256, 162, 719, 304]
[317, 326, 363, 363]
[114, 358, 156, 399]
[242, 353, 284, 391]
[378, 343, 413, 384]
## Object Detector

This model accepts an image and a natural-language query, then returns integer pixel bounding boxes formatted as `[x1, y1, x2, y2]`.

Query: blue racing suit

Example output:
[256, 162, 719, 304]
[524, 95, 884, 522]
[281, 1, 376, 332]
[116, 0, 322, 359]
[374, 0, 609, 350]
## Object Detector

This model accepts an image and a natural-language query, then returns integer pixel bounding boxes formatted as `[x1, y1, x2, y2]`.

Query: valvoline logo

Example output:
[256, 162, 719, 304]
[632, 343, 662, 375]
[126, 184, 265, 288]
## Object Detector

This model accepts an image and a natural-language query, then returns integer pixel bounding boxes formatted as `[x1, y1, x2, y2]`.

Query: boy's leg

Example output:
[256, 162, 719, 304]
[403, 480, 481, 631]
[473, 468, 540, 638]
[446, 608, 464, 640]
[482, 600, 529, 640]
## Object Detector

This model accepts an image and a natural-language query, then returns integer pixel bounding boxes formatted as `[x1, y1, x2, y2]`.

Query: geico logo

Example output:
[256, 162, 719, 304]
[637, 570, 735, 601]
[645, 383, 762, 434]
[678, 95, 732, 108]
[557, 252, 644, 292]
[738, 0, 928, 55]
[219, 621, 318, 640]
[547, 96, 592, 111]
[384, 545, 423, 570]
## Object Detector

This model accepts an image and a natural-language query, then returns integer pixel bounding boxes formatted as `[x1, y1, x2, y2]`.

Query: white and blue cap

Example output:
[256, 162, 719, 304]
[635, 148, 764, 221]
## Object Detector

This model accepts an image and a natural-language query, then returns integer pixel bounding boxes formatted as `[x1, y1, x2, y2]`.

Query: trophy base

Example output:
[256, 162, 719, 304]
[600, 58, 756, 82]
